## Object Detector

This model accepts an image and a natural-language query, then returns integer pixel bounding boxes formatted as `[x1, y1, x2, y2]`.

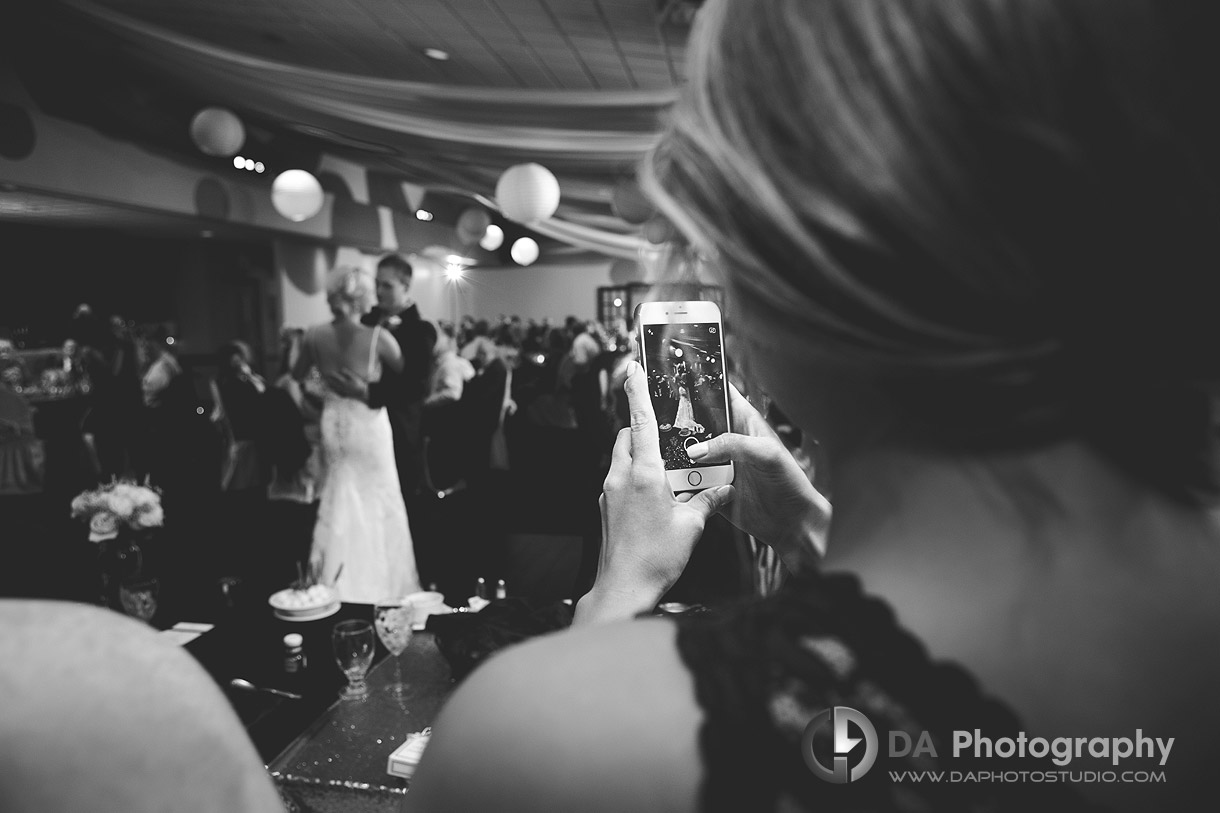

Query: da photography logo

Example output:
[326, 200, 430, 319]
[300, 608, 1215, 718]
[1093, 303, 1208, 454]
[802, 706, 879, 783]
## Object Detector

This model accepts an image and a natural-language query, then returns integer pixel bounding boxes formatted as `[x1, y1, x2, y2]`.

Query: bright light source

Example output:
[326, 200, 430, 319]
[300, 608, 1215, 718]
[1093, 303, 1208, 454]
[479, 224, 504, 251]
[424, 48, 450, 61]
[613, 297, 623, 307]
[444, 263, 464, 281]
[674, 347, 683, 357]
[536, 354, 546, 364]
[254, 162, 265, 173]
[244, 158, 255, 170]
[510, 237, 540, 266]
[197, 407, 205, 415]
[416, 209, 434, 221]
[233, 155, 245, 169]
[166, 337, 176, 345]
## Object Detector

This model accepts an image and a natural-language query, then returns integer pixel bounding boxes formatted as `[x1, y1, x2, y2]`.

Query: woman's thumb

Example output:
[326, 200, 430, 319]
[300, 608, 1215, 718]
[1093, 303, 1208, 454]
[691, 484, 735, 519]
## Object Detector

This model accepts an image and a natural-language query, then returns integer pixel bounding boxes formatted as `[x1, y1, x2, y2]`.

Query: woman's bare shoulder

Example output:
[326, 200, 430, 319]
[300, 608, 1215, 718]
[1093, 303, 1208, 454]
[403, 618, 704, 813]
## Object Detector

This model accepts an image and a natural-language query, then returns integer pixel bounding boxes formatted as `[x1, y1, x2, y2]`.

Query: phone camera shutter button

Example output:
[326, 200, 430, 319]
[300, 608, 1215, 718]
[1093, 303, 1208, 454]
[687, 471, 702, 487]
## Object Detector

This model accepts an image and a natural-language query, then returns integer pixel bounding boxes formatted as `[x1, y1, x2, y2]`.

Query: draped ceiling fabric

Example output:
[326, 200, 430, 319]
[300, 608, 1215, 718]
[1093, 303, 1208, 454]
[63, 0, 679, 260]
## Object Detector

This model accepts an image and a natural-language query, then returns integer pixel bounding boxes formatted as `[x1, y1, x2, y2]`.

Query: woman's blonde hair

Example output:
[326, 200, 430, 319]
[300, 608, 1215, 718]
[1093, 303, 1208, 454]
[643, 0, 1220, 501]
[325, 266, 374, 315]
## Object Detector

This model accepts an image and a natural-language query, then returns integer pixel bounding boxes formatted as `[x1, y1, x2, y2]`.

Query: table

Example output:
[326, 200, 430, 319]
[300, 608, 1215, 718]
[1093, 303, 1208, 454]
[181, 602, 456, 813]
[269, 635, 453, 813]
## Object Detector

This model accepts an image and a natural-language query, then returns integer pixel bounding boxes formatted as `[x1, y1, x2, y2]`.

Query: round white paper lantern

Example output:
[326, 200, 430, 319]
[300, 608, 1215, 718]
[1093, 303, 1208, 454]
[456, 207, 493, 244]
[272, 169, 325, 222]
[479, 224, 505, 252]
[510, 237, 540, 266]
[189, 107, 245, 157]
[495, 163, 561, 224]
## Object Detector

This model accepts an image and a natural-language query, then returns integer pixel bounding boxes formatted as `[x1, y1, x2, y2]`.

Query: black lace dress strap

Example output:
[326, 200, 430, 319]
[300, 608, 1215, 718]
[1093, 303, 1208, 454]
[673, 570, 1097, 812]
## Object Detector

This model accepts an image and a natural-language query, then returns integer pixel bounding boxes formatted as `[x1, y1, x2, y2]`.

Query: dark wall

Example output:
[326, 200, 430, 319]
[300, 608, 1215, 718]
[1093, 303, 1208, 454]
[0, 222, 276, 370]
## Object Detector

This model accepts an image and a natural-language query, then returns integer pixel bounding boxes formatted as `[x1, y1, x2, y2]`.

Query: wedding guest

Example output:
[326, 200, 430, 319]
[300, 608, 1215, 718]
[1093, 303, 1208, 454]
[263, 328, 322, 595]
[209, 340, 271, 586]
[404, 1, 1220, 811]
[425, 323, 474, 408]
[0, 600, 283, 812]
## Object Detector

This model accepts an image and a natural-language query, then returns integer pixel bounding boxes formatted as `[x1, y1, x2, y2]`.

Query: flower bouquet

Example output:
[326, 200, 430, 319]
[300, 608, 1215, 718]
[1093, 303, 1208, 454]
[72, 479, 164, 613]
[71, 478, 164, 542]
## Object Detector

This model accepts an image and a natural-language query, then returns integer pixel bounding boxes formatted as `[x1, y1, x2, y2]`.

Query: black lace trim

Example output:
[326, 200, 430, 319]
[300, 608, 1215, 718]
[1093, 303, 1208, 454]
[674, 570, 1098, 812]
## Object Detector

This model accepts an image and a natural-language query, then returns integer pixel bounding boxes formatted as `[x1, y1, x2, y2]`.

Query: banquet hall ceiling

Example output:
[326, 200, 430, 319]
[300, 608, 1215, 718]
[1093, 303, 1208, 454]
[4, 0, 702, 245]
[84, 0, 693, 90]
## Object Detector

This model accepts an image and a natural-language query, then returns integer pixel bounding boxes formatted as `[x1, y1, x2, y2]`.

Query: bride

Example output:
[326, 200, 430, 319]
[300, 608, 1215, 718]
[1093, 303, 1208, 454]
[673, 384, 704, 435]
[294, 267, 421, 603]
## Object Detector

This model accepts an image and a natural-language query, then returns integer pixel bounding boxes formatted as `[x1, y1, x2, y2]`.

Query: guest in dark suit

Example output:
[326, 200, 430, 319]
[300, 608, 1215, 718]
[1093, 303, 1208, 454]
[325, 254, 436, 502]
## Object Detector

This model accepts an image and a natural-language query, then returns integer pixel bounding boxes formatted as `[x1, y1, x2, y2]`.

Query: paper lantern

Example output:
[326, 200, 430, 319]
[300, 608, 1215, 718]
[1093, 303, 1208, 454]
[643, 217, 675, 244]
[611, 179, 654, 224]
[479, 224, 505, 252]
[456, 207, 493, 244]
[272, 169, 325, 222]
[609, 258, 640, 285]
[495, 163, 561, 224]
[510, 237, 540, 266]
[189, 107, 245, 157]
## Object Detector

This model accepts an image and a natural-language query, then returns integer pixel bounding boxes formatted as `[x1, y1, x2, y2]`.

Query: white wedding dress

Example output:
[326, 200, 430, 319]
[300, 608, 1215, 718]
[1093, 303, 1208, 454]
[307, 324, 421, 603]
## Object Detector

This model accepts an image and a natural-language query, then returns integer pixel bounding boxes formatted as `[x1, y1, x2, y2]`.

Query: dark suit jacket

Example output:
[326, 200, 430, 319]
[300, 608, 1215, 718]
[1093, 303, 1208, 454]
[362, 305, 436, 494]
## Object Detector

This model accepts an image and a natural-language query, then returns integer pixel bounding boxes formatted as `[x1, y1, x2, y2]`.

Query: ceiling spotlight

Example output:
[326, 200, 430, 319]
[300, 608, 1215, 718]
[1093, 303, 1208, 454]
[424, 48, 450, 61]
[416, 209, 434, 221]
[444, 263, 464, 281]
[233, 155, 245, 169]
[244, 158, 255, 170]
[254, 162, 265, 173]
[613, 297, 623, 307]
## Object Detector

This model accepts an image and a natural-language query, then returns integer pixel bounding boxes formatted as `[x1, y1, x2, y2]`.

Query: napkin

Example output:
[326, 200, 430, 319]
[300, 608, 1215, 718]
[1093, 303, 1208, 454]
[158, 621, 214, 647]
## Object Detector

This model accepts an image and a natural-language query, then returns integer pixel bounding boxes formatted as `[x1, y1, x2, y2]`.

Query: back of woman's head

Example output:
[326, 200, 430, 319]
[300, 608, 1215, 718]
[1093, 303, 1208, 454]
[326, 266, 374, 316]
[645, 0, 1220, 502]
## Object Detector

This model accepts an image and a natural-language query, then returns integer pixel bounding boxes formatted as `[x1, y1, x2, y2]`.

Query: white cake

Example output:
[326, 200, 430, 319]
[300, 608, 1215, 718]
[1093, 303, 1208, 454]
[268, 584, 339, 619]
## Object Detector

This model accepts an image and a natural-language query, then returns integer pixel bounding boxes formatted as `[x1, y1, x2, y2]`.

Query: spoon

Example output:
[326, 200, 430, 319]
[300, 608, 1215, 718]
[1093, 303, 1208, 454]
[229, 678, 302, 700]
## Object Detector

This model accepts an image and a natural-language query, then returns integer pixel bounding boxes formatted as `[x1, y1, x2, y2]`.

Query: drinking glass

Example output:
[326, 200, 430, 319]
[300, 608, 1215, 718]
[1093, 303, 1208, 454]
[331, 619, 376, 700]
[374, 598, 416, 698]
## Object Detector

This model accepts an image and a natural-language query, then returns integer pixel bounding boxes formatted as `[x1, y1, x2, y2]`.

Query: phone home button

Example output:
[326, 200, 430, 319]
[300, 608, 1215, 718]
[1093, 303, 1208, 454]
[686, 471, 703, 487]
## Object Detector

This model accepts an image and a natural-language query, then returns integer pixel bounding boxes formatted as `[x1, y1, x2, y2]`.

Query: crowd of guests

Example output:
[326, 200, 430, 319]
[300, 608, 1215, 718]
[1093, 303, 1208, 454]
[2, 256, 639, 611]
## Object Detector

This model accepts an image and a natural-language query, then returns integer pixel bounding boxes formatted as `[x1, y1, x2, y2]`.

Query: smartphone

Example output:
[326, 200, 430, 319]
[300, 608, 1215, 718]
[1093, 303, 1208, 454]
[635, 300, 735, 493]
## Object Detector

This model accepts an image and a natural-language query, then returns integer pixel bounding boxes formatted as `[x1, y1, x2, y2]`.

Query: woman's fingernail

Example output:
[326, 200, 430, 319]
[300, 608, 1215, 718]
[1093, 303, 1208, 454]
[686, 442, 706, 459]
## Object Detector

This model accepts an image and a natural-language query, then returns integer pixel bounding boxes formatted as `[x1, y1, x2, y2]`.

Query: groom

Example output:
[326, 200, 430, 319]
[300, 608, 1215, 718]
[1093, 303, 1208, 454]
[326, 254, 436, 502]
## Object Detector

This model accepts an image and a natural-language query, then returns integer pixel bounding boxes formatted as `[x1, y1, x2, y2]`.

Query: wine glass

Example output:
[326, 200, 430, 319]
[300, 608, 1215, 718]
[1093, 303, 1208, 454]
[331, 619, 376, 700]
[374, 597, 416, 699]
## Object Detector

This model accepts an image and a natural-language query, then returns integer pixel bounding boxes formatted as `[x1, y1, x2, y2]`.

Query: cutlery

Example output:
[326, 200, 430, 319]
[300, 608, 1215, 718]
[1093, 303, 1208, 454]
[229, 678, 302, 700]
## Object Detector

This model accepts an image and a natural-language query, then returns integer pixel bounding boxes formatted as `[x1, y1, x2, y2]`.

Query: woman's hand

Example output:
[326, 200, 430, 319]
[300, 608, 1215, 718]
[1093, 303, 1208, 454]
[574, 361, 734, 626]
[686, 383, 830, 573]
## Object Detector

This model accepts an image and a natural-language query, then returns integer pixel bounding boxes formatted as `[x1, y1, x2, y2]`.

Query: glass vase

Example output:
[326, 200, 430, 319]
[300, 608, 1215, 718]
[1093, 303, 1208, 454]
[97, 532, 144, 610]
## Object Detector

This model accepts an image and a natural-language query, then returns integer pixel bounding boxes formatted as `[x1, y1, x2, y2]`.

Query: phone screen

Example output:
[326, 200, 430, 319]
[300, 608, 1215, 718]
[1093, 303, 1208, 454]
[640, 322, 730, 470]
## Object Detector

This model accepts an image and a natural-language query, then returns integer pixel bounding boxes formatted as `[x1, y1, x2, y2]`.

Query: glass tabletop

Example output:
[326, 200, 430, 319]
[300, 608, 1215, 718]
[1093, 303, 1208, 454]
[268, 631, 454, 813]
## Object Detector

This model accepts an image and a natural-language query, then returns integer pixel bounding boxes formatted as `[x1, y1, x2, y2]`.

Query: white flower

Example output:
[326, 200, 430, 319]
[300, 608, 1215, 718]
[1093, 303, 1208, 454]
[107, 494, 136, 520]
[89, 512, 119, 542]
[135, 504, 164, 529]
[131, 487, 160, 509]
[70, 494, 90, 517]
